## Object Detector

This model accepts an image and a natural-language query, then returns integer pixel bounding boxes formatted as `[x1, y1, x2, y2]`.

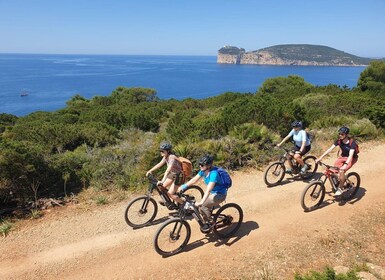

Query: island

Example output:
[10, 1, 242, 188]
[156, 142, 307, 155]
[217, 44, 373, 66]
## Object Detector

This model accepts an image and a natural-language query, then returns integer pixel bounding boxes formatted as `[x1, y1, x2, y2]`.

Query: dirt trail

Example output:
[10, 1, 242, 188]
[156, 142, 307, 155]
[1, 142, 385, 280]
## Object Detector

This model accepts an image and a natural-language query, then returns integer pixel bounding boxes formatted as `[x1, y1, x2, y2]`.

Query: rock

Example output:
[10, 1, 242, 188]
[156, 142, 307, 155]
[334, 266, 349, 275]
[357, 271, 378, 280]
[367, 263, 385, 279]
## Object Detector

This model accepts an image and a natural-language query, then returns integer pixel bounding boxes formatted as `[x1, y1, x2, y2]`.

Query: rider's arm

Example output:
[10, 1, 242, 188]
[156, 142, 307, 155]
[160, 163, 172, 183]
[297, 130, 307, 154]
[146, 158, 166, 176]
[317, 144, 336, 162]
[341, 149, 355, 170]
[196, 181, 215, 207]
[277, 134, 291, 147]
[180, 173, 201, 191]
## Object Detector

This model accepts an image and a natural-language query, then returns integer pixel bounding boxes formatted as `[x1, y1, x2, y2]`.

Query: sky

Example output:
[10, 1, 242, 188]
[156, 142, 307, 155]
[1, 0, 384, 57]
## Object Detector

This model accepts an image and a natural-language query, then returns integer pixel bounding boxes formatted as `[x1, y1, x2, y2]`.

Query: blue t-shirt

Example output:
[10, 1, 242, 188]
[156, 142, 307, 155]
[288, 129, 311, 147]
[198, 167, 228, 195]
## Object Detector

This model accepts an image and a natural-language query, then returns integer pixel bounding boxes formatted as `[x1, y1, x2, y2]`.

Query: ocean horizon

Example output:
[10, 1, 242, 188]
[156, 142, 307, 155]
[0, 53, 366, 116]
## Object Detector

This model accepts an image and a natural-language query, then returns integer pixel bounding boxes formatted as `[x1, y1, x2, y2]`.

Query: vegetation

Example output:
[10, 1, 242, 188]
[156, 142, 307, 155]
[0, 61, 385, 209]
[294, 267, 359, 280]
[258, 44, 373, 65]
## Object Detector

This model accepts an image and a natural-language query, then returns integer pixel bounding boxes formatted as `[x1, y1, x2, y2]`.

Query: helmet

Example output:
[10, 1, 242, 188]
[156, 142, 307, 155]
[198, 154, 214, 166]
[338, 126, 350, 134]
[291, 120, 302, 128]
[159, 142, 172, 151]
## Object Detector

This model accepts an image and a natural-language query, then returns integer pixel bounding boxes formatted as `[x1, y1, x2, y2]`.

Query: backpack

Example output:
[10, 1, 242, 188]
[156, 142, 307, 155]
[177, 157, 193, 179]
[337, 138, 360, 154]
[306, 132, 313, 143]
[216, 167, 232, 189]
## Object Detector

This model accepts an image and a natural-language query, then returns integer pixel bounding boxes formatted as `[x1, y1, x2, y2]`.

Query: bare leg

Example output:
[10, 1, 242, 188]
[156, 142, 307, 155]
[294, 154, 304, 167]
[339, 170, 346, 188]
[168, 183, 183, 204]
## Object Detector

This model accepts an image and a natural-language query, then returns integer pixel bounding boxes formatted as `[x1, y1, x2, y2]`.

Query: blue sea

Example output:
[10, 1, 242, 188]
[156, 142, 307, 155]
[0, 53, 366, 116]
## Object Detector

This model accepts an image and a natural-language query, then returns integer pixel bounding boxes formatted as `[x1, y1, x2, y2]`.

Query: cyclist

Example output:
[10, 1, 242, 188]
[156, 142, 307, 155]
[316, 126, 359, 195]
[277, 120, 311, 175]
[146, 142, 183, 209]
[180, 154, 227, 232]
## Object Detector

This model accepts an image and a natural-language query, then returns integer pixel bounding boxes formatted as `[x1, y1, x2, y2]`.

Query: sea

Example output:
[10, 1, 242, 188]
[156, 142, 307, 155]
[0, 53, 366, 116]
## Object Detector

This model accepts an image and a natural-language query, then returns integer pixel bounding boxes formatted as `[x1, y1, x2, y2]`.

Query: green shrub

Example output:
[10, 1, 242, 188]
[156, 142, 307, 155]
[0, 221, 13, 237]
[294, 266, 359, 280]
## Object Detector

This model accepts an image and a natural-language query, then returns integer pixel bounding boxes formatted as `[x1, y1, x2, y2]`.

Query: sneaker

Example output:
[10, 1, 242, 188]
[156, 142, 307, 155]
[159, 201, 167, 206]
[300, 164, 309, 175]
[200, 222, 214, 233]
[334, 188, 345, 196]
[285, 168, 292, 174]
[167, 203, 179, 210]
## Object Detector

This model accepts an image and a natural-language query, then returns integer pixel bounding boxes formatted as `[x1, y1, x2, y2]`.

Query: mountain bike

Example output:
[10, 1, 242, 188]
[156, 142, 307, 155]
[124, 174, 204, 228]
[263, 147, 318, 187]
[300, 161, 361, 212]
[153, 193, 243, 257]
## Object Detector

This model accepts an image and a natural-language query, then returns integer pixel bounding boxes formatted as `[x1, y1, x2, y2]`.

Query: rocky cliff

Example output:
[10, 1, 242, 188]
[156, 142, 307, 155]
[217, 44, 372, 66]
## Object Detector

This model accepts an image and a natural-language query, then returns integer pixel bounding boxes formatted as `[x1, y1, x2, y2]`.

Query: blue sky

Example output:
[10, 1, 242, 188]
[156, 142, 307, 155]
[1, 0, 384, 57]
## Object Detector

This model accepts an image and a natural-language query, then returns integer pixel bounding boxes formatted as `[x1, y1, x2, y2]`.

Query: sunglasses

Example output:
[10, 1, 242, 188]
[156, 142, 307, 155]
[160, 150, 165, 153]
[339, 133, 345, 136]
[199, 164, 206, 167]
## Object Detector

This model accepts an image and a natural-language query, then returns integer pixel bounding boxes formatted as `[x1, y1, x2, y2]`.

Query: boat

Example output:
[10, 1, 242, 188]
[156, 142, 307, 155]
[20, 89, 29, 97]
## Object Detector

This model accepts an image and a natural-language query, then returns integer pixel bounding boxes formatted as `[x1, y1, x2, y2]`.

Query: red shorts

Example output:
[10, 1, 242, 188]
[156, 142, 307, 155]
[334, 157, 358, 171]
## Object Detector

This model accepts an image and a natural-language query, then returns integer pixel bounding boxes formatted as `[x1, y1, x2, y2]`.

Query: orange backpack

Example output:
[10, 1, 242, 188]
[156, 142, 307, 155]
[177, 157, 193, 179]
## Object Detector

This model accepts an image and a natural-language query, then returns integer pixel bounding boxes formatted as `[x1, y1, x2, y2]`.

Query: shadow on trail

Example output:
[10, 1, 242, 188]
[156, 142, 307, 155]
[304, 186, 367, 213]
[266, 173, 318, 188]
[338, 186, 366, 206]
[179, 220, 259, 255]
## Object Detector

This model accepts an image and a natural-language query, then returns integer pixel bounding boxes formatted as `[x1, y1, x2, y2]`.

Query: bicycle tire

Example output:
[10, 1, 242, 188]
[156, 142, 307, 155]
[300, 181, 325, 212]
[301, 155, 318, 179]
[184, 185, 204, 200]
[153, 218, 191, 257]
[263, 162, 285, 186]
[124, 195, 158, 228]
[342, 172, 361, 200]
[213, 203, 243, 239]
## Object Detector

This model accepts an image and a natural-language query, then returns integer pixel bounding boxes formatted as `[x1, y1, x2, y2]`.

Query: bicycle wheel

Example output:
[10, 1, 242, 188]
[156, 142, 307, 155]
[184, 185, 204, 200]
[301, 155, 318, 179]
[342, 172, 361, 200]
[300, 181, 325, 212]
[153, 218, 191, 257]
[213, 203, 243, 239]
[124, 195, 158, 228]
[263, 162, 285, 186]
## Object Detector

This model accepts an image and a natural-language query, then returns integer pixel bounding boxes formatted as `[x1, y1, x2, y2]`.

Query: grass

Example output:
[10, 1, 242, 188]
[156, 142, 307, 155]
[30, 209, 43, 219]
[294, 266, 360, 280]
[0, 221, 13, 237]
[95, 195, 108, 205]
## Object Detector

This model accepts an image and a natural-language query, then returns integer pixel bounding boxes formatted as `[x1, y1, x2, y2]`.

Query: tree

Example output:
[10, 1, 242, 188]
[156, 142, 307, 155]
[357, 60, 385, 91]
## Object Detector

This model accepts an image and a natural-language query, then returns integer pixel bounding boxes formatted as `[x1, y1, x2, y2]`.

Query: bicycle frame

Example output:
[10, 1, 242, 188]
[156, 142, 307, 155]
[318, 162, 340, 191]
[146, 174, 172, 204]
[279, 147, 301, 173]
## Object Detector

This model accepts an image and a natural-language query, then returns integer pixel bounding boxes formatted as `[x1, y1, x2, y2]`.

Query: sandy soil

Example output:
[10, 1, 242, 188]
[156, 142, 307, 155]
[1, 142, 384, 280]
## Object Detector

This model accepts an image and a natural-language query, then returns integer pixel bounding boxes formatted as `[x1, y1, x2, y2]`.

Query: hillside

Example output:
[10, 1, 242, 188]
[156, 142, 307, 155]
[1, 141, 385, 279]
[217, 44, 373, 66]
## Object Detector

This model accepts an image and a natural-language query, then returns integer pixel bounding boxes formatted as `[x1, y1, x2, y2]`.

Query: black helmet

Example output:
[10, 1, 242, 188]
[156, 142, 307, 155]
[159, 142, 172, 151]
[291, 120, 302, 128]
[338, 126, 350, 134]
[198, 154, 214, 166]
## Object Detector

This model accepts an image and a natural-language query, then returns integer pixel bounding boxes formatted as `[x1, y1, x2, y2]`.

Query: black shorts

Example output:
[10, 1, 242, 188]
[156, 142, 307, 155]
[293, 145, 311, 156]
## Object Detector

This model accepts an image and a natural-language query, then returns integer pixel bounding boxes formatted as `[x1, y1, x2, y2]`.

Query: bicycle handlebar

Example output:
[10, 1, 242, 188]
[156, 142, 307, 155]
[318, 161, 339, 170]
[146, 173, 159, 185]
